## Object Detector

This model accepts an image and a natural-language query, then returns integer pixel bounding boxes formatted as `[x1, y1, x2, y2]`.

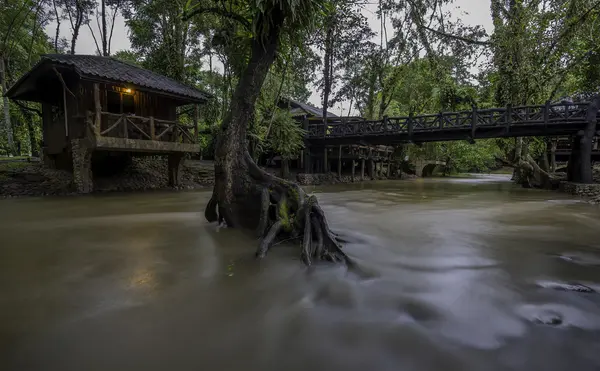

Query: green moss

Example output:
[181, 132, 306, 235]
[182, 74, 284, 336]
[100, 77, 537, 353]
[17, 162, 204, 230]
[278, 198, 293, 232]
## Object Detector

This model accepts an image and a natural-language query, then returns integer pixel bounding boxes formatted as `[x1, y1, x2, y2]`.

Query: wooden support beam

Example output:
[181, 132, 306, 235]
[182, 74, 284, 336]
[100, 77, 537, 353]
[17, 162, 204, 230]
[194, 104, 199, 144]
[324, 147, 328, 173]
[338, 145, 342, 178]
[352, 160, 356, 182]
[471, 105, 477, 138]
[62, 84, 68, 137]
[361, 158, 365, 181]
[94, 83, 101, 136]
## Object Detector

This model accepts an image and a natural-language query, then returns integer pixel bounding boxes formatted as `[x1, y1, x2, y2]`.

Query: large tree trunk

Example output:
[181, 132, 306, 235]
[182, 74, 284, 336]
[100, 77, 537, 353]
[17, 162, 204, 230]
[205, 10, 350, 266]
[0, 57, 13, 155]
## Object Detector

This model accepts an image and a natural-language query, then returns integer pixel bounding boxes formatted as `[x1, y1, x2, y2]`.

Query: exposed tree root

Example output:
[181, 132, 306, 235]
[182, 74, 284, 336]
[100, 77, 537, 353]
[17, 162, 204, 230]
[205, 151, 351, 267]
[496, 155, 560, 189]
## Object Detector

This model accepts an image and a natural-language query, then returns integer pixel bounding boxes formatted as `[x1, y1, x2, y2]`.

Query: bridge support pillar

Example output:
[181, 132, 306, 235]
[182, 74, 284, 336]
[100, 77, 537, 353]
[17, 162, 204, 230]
[415, 160, 424, 177]
[549, 140, 557, 172]
[368, 159, 374, 180]
[568, 98, 599, 183]
[337, 145, 342, 178]
[303, 148, 311, 174]
[71, 139, 93, 193]
[361, 159, 365, 181]
[168, 153, 184, 187]
[351, 160, 356, 182]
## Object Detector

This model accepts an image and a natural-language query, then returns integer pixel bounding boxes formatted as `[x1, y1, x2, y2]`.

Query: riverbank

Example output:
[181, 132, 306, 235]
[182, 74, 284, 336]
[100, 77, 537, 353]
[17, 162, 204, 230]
[0, 158, 404, 198]
[0, 158, 215, 198]
[1, 158, 599, 204]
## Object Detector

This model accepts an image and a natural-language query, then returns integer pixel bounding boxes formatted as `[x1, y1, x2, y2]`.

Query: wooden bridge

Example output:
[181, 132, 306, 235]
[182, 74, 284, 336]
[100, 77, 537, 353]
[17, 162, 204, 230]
[305, 102, 600, 145]
[301, 100, 600, 183]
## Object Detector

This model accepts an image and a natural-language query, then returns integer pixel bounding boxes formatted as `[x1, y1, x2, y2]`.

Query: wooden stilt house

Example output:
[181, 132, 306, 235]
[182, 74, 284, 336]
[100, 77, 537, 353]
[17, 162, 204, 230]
[5, 54, 211, 192]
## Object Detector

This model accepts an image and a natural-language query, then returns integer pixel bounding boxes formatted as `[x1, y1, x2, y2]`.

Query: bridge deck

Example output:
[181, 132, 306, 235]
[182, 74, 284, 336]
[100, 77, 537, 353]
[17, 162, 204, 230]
[307, 102, 599, 145]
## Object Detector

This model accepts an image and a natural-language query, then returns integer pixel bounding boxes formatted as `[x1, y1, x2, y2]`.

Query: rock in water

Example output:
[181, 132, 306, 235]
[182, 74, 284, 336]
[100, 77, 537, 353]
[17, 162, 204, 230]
[533, 310, 563, 326]
[536, 280, 596, 293]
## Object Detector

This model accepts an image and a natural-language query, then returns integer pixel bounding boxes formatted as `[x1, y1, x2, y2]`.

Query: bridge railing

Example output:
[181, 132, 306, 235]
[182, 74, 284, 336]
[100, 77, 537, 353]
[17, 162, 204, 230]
[307, 102, 594, 139]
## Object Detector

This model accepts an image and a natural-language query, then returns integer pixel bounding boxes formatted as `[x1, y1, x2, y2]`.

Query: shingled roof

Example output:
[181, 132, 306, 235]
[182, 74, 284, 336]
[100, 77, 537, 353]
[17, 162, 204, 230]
[6, 54, 211, 103]
[279, 97, 338, 118]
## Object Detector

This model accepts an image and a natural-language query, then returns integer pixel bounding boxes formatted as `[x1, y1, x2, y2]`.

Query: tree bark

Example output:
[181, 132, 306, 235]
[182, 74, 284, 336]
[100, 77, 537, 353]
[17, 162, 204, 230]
[101, 0, 107, 56]
[52, 0, 61, 52]
[205, 9, 349, 267]
[0, 57, 14, 155]
[322, 18, 334, 122]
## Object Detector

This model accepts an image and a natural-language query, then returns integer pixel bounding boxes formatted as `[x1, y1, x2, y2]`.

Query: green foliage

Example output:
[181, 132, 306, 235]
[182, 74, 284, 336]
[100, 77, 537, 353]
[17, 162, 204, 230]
[266, 108, 305, 160]
[408, 140, 501, 173]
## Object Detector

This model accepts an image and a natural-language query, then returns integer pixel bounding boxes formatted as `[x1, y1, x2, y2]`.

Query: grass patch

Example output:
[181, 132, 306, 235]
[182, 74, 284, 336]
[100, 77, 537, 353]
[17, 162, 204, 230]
[0, 161, 30, 172]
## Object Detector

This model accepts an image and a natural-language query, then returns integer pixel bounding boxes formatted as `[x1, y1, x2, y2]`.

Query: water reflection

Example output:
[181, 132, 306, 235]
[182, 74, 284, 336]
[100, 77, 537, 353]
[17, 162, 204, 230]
[1, 175, 600, 371]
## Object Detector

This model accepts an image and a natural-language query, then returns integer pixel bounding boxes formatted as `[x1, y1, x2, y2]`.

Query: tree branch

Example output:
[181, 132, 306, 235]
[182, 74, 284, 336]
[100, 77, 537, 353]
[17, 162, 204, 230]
[182, 7, 250, 30]
[420, 24, 492, 46]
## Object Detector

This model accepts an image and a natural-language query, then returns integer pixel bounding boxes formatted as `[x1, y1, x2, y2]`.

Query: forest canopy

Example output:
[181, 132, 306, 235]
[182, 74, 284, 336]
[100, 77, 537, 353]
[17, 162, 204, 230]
[1, 0, 599, 173]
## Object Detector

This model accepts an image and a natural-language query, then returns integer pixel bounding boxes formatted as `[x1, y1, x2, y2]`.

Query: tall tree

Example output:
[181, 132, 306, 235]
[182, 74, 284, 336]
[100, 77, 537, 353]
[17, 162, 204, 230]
[184, 0, 351, 265]
[317, 0, 373, 121]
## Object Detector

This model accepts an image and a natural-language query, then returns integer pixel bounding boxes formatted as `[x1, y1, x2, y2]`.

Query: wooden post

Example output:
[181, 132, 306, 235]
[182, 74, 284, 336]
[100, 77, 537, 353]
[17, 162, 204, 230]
[62, 85, 68, 137]
[383, 115, 388, 133]
[361, 158, 365, 181]
[173, 124, 178, 142]
[194, 104, 199, 144]
[550, 139, 557, 172]
[544, 100, 550, 128]
[471, 105, 477, 138]
[338, 145, 342, 178]
[149, 116, 155, 140]
[94, 83, 101, 136]
[323, 147, 328, 173]
[387, 159, 391, 178]
[302, 116, 310, 173]
[352, 160, 356, 182]
[568, 135, 581, 182]
[439, 111, 443, 130]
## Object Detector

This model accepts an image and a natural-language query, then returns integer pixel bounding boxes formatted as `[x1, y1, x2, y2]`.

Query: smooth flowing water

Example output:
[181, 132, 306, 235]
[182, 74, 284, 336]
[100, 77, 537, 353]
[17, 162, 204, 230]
[1, 175, 600, 371]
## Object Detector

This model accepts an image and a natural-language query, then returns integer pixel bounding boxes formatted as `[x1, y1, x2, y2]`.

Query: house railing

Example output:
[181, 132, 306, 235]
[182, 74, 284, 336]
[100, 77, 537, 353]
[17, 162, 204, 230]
[87, 111, 197, 144]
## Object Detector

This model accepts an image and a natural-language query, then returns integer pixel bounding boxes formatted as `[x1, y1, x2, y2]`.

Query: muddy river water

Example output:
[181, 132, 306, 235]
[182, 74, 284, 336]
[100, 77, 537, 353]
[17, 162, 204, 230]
[1, 175, 600, 371]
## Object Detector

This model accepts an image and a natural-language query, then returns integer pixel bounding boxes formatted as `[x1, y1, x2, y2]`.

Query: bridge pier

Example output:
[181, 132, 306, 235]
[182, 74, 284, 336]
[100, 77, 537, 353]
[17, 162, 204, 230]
[568, 98, 598, 183]
[361, 158, 365, 180]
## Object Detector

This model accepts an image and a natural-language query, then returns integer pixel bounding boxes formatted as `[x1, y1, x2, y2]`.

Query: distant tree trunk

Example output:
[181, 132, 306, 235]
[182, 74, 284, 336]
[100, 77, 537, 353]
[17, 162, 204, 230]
[53, 0, 61, 52]
[205, 10, 349, 266]
[0, 57, 14, 155]
[365, 67, 377, 119]
[321, 19, 334, 122]
[69, 1, 86, 54]
[101, 0, 107, 56]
